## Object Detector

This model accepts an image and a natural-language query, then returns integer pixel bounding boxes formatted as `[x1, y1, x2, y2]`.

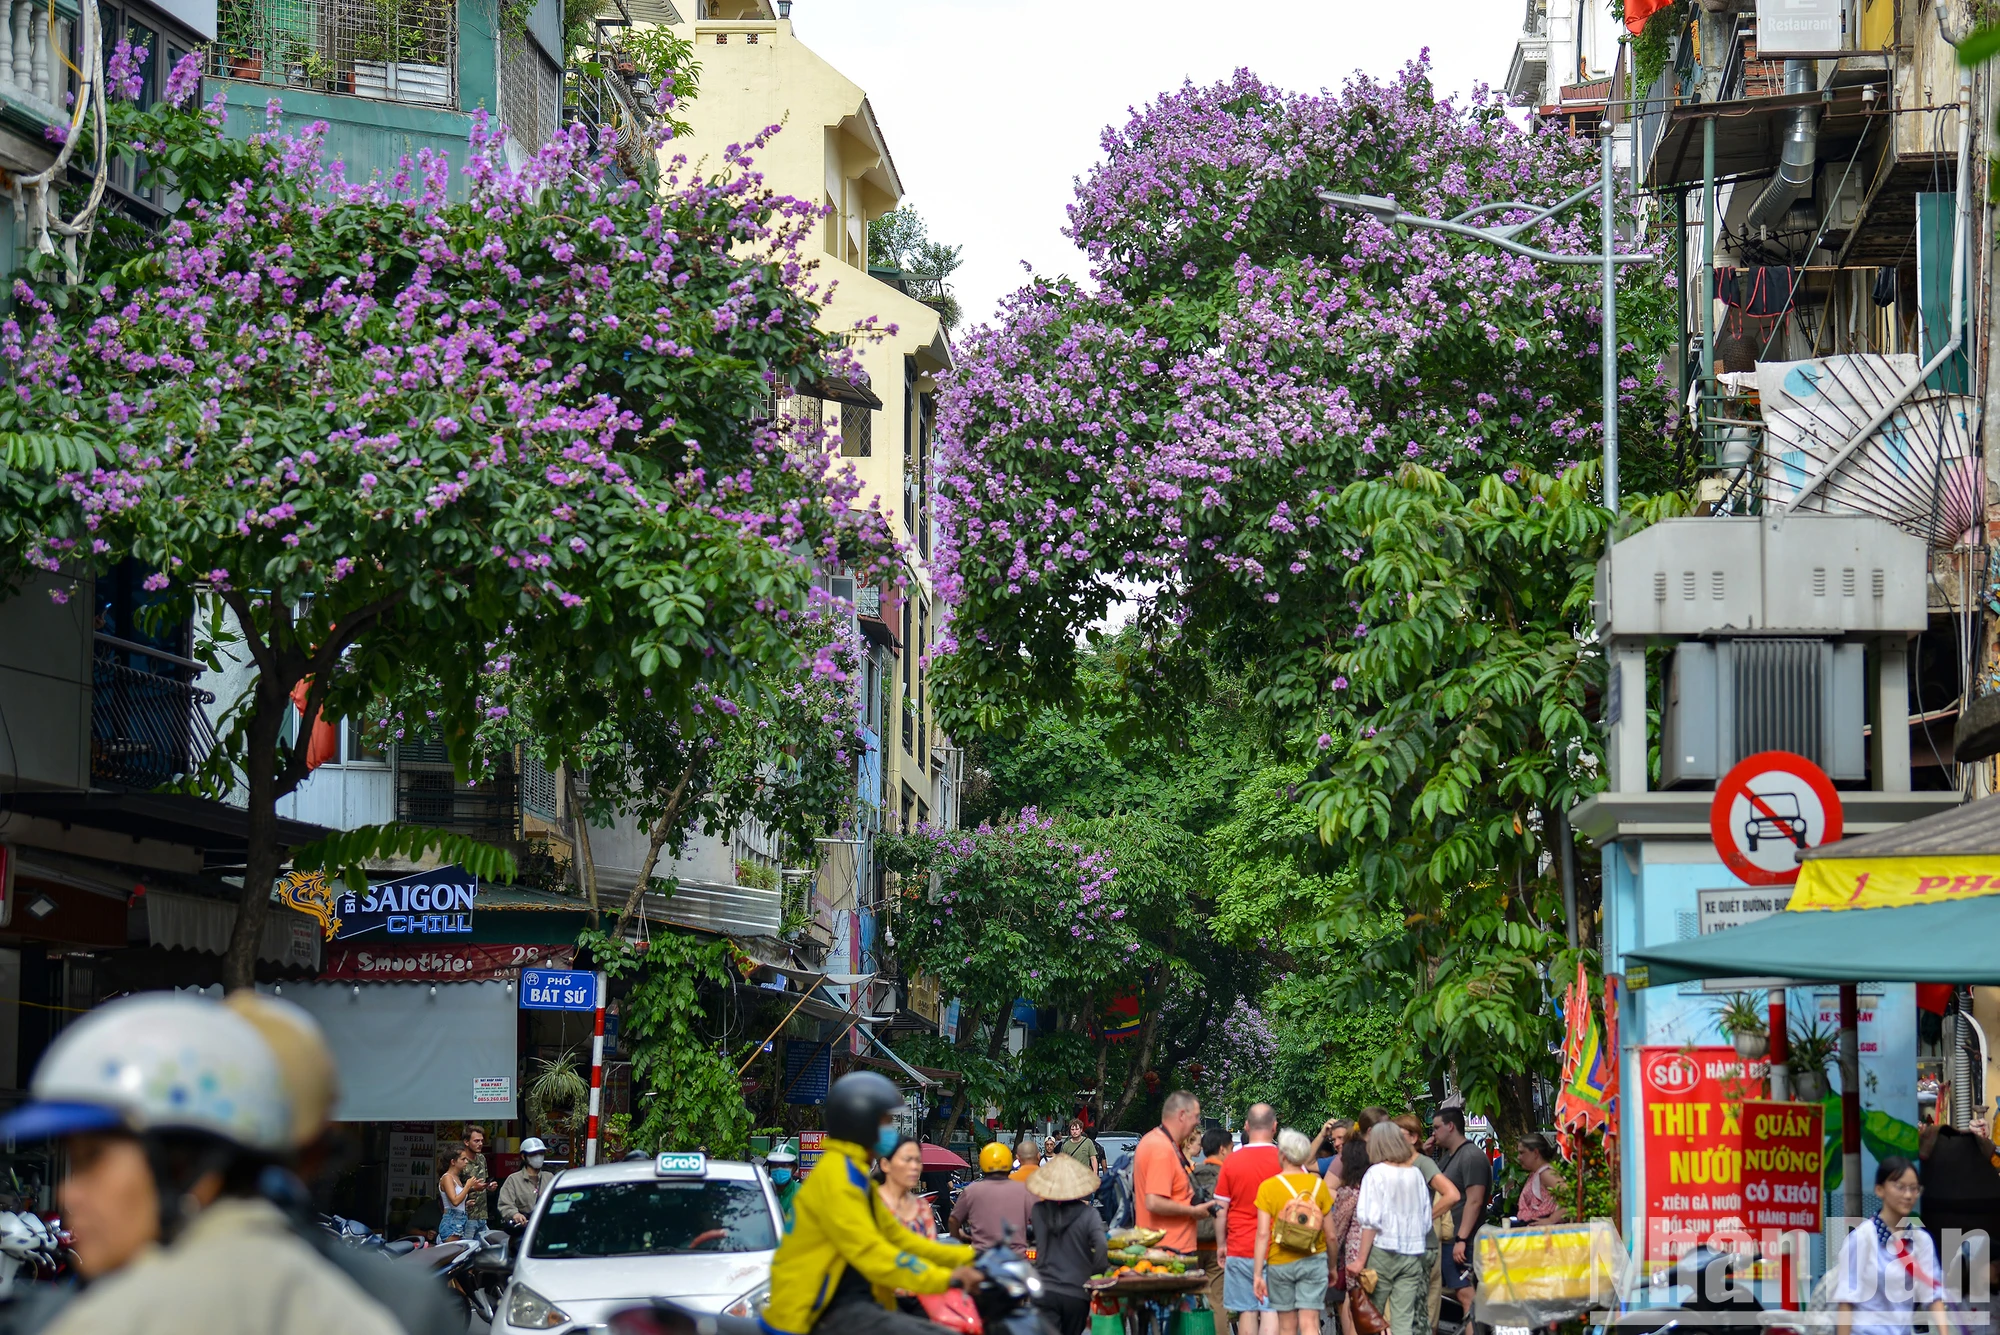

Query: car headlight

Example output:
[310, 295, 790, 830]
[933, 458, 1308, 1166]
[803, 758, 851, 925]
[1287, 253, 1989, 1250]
[723, 1279, 771, 1318]
[506, 1283, 572, 1329]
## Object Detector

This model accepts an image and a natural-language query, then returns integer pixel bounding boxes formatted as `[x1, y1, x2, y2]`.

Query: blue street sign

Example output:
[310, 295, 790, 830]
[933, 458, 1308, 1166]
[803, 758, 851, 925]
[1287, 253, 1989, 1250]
[520, 969, 598, 1011]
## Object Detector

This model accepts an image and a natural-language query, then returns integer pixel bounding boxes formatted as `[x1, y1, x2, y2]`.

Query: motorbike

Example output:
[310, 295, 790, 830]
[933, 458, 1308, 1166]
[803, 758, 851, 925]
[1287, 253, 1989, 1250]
[604, 1238, 1054, 1335]
[1598, 1247, 1805, 1335]
[319, 1214, 387, 1250]
[393, 1227, 511, 1324]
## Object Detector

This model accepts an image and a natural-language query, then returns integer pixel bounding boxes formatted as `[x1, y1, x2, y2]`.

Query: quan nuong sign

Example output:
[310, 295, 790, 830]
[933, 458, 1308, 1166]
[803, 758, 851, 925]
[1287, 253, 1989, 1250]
[334, 865, 477, 940]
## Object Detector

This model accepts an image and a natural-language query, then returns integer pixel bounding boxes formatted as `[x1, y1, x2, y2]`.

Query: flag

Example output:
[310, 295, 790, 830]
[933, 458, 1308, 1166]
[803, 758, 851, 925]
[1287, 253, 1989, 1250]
[1556, 962, 1615, 1135]
[1625, 0, 1673, 34]
[288, 679, 341, 771]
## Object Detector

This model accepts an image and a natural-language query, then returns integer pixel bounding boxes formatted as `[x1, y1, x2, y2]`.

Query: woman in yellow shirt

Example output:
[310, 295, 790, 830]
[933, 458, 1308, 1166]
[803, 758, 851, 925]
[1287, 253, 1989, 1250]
[1252, 1129, 1336, 1335]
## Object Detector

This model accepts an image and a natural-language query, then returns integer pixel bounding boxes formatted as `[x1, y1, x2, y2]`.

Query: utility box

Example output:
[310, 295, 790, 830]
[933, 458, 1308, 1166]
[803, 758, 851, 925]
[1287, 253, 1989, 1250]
[1661, 639, 1868, 787]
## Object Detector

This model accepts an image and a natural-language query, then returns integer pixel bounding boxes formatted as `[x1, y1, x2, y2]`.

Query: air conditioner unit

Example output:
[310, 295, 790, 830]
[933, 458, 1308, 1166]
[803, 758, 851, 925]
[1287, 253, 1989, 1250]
[1661, 637, 1867, 787]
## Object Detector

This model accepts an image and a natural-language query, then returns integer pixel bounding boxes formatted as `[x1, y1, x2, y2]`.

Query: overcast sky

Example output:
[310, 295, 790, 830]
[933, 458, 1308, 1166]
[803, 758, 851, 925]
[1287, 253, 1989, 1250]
[788, 0, 1528, 331]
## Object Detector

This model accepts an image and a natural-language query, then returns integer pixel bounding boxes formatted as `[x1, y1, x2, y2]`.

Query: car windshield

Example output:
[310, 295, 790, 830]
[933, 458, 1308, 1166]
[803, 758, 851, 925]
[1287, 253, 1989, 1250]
[529, 1179, 777, 1259]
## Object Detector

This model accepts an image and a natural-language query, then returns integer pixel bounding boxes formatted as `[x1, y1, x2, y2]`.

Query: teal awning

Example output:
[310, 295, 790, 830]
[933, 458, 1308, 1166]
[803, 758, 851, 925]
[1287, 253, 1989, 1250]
[1624, 896, 2000, 987]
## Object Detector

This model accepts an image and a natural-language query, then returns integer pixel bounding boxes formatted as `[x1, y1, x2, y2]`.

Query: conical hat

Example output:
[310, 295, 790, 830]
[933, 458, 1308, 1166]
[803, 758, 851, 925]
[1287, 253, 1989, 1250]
[1027, 1153, 1100, 1202]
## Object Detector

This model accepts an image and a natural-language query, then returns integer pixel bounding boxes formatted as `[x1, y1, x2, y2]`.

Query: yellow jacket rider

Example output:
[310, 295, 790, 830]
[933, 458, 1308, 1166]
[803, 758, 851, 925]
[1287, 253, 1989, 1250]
[763, 1072, 977, 1335]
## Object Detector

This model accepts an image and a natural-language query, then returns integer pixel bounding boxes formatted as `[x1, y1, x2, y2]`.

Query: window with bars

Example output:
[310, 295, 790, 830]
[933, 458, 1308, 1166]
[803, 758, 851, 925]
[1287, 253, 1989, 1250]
[840, 402, 871, 457]
[520, 750, 559, 820]
[500, 24, 560, 153]
[211, 0, 456, 108]
[94, 3, 200, 208]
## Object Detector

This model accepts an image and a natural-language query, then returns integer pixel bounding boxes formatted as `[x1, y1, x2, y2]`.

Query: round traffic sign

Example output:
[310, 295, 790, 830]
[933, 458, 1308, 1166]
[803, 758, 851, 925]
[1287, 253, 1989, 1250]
[1709, 751, 1844, 886]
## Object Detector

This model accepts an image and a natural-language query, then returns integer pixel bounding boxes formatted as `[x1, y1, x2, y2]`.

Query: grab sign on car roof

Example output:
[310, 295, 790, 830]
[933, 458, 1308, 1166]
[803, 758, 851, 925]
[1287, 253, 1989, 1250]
[1709, 751, 1843, 886]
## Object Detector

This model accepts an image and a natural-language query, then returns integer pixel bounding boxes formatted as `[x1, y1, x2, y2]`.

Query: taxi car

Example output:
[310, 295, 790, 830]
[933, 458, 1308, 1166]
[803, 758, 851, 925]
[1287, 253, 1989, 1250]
[498, 1151, 781, 1332]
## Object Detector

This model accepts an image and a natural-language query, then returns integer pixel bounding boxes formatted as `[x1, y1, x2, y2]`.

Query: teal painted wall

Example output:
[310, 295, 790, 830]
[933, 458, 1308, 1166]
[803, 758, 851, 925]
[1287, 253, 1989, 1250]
[210, 0, 510, 199]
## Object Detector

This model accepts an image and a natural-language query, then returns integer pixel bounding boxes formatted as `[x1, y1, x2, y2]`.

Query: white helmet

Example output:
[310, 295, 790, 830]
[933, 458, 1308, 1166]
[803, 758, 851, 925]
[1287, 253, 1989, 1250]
[519, 1137, 548, 1155]
[0, 994, 292, 1152]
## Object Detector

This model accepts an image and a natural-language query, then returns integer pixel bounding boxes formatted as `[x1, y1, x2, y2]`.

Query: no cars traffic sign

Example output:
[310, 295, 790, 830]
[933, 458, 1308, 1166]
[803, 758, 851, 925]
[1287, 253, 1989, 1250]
[1709, 750, 1844, 886]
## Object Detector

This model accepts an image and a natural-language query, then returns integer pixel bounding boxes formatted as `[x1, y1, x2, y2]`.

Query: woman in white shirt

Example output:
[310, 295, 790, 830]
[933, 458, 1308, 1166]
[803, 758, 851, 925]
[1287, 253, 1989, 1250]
[1347, 1122, 1433, 1335]
[1835, 1157, 1952, 1335]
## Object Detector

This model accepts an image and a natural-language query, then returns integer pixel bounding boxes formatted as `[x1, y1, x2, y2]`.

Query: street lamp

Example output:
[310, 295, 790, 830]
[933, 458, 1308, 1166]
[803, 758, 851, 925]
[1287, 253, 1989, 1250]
[1319, 117, 1652, 519]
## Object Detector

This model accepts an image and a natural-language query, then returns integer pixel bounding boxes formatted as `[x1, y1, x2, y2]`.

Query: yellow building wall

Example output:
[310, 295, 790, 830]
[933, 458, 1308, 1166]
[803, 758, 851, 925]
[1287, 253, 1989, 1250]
[659, 11, 948, 827]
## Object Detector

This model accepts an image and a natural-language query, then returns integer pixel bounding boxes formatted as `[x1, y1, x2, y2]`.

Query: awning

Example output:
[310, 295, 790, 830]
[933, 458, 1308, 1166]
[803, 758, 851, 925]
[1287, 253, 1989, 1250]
[1791, 790, 1992, 911]
[144, 889, 323, 970]
[809, 372, 883, 411]
[1624, 896, 2000, 987]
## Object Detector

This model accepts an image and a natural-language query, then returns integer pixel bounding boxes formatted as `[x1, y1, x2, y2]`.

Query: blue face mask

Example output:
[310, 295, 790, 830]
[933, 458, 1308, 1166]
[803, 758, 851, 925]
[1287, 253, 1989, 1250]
[876, 1126, 901, 1158]
[770, 1168, 793, 1185]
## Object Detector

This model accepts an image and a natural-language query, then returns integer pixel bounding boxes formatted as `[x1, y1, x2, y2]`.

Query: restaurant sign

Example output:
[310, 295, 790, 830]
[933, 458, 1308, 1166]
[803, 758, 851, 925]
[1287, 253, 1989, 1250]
[333, 865, 477, 940]
[322, 943, 573, 982]
[1639, 1045, 1768, 1263]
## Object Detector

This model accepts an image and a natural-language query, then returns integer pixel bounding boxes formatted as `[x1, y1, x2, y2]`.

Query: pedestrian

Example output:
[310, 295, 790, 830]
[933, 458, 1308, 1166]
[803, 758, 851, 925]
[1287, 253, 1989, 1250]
[1349, 1123, 1431, 1335]
[437, 1144, 477, 1242]
[461, 1125, 491, 1234]
[3, 993, 403, 1335]
[1512, 1134, 1568, 1225]
[952, 1142, 1035, 1253]
[1392, 1113, 1460, 1331]
[1834, 1157, 1950, 1335]
[767, 1141, 803, 1232]
[1059, 1118, 1105, 1173]
[1011, 1133, 1044, 1184]
[1045, 1135, 1061, 1164]
[1136, 1091, 1219, 1256]
[1430, 1108, 1491, 1315]
[877, 1135, 939, 1240]
[1251, 1129, 1334, 1335]
[1027, 1154, 1108, 1335]
[1194, 1127, 1230, 1315]
[1312, 1119, 1350, 1176]
[1216, 1103, 1284, 1335]
[498, 1137, 551, 1228]
[1323, 1140, 1370, 1335]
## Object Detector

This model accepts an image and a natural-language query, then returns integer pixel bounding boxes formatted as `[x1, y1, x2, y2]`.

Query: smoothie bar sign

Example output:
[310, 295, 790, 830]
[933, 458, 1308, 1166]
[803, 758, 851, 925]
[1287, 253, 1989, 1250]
[334, 865, 477, 940]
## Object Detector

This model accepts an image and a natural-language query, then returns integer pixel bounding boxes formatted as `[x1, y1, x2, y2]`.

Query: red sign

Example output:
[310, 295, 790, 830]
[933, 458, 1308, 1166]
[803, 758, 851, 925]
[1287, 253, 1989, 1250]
[321, 943, 573, 982]
[1738, 1100, 1824, 1232]
[1709, 751, 1843, 886]
[1639, 1045, 1768, 1262]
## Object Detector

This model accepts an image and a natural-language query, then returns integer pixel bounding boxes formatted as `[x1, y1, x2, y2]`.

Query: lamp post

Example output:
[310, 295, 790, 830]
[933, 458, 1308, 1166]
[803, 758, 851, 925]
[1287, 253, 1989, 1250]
[1319, 120, 1651, 523]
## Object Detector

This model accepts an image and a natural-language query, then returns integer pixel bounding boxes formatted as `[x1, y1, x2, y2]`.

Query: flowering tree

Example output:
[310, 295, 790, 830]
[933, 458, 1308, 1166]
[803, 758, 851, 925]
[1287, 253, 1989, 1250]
[1, 50, 893, 986]
[932, 62, 1688, 1127]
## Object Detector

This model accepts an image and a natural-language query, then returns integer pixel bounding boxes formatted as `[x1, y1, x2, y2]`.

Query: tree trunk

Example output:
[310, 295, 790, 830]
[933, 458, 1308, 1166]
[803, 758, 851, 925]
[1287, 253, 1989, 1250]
[566, 767, 599, 919]
[1104, 981, 1167, 1130]
[613, 810, 675, 941]
[1090, 1034, 1112, 1127]
[223, 701, 288, 990]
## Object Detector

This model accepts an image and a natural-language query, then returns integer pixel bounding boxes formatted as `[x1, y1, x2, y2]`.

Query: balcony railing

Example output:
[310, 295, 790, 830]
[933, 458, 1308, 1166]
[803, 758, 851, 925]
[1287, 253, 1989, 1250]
[0, 0, 75, 127]
[209, 0, 456, 108]
[91, 636, 217, 790]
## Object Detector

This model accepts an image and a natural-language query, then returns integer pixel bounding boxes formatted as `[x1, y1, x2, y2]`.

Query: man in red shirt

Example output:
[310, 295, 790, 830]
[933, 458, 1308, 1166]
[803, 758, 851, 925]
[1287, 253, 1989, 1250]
[1134, 1090, 1217, 1256]
[1213, 1104, 1282, 1335]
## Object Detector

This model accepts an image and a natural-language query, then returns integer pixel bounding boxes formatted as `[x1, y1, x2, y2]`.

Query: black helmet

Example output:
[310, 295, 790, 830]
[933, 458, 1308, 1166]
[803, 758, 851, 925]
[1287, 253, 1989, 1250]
[825, 1071, 903, 1147]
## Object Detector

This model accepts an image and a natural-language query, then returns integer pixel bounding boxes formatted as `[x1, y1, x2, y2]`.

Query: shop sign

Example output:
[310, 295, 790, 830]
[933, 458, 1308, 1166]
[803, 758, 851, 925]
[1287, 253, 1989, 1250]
[472, 1077, 512, 1105]
[520, 969, 598, 1011]
[334, 865, 477, 940]
[1639, 1045, 1768, 1263]
[799, 1129, 825, 1171]
[321, 943, 572, 982]
[1738, 1100, 1824, 1231]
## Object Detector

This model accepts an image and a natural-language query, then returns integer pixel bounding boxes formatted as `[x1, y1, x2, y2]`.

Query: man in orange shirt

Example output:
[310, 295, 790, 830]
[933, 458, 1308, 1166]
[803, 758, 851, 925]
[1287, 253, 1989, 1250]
[1009, 1134, 1043, 1183]
[1134, 1090, 1218, 1254]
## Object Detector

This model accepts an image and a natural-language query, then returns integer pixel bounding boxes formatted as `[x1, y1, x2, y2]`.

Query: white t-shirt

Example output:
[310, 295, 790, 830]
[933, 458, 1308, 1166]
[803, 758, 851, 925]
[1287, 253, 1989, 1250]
[1833, 1216, 1943, 1335]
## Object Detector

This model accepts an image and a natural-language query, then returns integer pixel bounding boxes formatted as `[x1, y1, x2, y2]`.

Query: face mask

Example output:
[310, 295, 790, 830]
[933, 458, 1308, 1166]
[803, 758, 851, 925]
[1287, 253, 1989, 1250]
[525, 1155, 545, 1170]
[876, 1126, 901, 1158]
[770, 1168, 793, 1185]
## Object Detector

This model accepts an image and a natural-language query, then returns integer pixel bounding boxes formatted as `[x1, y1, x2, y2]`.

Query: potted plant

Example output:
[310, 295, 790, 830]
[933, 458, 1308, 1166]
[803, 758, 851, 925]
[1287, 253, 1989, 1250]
[1787, 1021, 1838, 1102]
[1715, 992, 1768, 1059]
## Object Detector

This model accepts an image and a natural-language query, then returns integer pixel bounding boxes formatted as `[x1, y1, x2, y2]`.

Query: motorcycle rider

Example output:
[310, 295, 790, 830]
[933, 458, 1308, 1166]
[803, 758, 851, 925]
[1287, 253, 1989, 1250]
[766, 1141, 802, 1231]
[221, 989, 462, 1335]
[764, 1072, 981, 1335]
[1, 992, 402, 1335]
[497, 1137, 551, 1228]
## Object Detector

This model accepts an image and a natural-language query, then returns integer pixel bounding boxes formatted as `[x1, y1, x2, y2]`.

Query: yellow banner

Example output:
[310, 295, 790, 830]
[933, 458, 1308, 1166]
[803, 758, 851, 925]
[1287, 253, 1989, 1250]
[1791, 855, 2000, 911]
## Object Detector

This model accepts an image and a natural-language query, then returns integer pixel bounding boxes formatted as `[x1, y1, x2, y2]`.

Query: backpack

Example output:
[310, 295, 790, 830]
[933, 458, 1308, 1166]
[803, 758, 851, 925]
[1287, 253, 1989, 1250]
[1272, 1174, 1325, 1253]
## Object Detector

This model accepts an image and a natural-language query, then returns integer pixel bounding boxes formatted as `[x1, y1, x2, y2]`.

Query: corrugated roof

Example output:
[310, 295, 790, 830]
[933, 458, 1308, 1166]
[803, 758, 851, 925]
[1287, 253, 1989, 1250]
[476, 883, 595, 912]
[1802, 791, 1983, 860]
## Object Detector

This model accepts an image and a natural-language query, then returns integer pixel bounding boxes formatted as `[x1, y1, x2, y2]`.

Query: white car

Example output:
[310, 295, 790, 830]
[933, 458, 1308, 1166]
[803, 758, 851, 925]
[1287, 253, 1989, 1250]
[498, 1151, 781, 1333]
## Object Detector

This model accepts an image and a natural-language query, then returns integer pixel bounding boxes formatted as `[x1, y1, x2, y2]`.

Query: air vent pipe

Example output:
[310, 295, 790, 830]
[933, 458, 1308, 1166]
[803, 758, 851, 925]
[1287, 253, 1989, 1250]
[1745, 61, 1820, 233]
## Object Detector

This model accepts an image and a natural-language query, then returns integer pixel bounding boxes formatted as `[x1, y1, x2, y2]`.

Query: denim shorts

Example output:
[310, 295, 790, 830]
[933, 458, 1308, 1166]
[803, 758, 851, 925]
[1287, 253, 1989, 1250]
[1264, 1253, 1328, 1312]
[438, 1206, 471, 1240]
[1222, 1256, 1271, 1312]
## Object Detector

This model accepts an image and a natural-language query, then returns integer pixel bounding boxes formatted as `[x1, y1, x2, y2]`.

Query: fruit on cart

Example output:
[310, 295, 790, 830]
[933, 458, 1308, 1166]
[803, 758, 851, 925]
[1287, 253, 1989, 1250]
[1109, 1228, 1167, 1247]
